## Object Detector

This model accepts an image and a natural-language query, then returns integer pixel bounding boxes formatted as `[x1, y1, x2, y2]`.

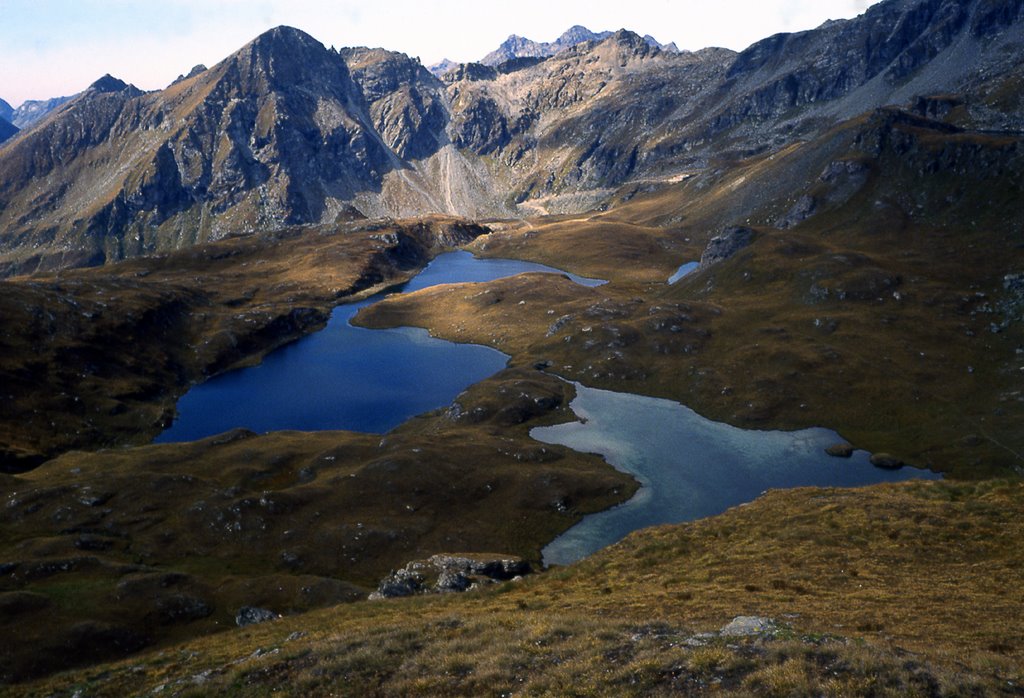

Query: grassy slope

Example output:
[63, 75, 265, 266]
[19, 479, 1024, 696]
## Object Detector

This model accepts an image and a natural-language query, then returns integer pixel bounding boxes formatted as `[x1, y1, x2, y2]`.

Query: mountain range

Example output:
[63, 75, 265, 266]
[1, 0, 1021, 276]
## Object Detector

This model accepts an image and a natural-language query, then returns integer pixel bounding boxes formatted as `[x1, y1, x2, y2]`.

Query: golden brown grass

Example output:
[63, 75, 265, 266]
[17, 479, 1024, 696]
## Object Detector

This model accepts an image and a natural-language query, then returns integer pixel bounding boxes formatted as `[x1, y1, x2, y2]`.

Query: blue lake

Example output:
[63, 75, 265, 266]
[156, 251, 603, 441]
[157, 248, 939, 569]
[533, 382, 941, 566]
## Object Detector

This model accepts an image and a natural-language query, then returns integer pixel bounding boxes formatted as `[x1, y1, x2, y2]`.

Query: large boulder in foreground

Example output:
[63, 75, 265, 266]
[369, 554, 532, 600]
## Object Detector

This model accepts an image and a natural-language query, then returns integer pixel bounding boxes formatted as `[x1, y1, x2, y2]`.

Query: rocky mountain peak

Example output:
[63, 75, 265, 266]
[171, 64, 208, 86]
[0, 98, 13, 123]
[557, 25, 610, 45]
[200, 24, 363, 113]
[227, 25, 347, 88]
[87, 74, 137, 95]
[427, 58, 458, 78]
[249, 24, 322, 52]
[481, 25, 613, 66]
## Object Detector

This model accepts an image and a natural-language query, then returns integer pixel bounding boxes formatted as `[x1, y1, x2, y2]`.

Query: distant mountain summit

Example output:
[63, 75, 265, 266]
[427, 58, 458, 78]
[87, 74, 143, 96]
[0, 98, 13, 123]
[11, 94, 76, 129]
[480, 25, 677, 66]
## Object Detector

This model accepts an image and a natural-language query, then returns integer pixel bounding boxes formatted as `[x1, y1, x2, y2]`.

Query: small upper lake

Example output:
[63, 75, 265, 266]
[668, 261, 699, 284]
[156, 252, 603, 441]
[533, 382, 940, 566]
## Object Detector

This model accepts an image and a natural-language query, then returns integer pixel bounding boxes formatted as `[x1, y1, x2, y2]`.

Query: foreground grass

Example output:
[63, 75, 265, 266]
[20, 479, 1024, 696]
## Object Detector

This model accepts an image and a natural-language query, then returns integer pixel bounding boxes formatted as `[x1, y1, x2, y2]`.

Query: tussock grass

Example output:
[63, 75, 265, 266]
[18, 479, 1024, 696]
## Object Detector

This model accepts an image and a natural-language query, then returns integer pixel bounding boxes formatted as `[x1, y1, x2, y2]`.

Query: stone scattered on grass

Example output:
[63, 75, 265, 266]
[719, 616, 778, 637]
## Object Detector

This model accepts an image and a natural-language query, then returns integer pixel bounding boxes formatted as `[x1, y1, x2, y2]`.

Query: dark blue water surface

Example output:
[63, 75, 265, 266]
[156, 252, 604, 442]
[534, 383, 941, 566]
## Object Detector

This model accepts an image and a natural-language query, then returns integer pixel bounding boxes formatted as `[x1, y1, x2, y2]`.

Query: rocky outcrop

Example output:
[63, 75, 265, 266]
[775, 195, 816, 229]
[341, 47, 447, 160]
[369, 554, 532, 599]
[699, 227, 756, 269]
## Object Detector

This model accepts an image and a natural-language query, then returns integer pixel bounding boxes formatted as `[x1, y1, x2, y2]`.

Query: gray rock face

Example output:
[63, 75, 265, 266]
[435, 569, 472, 593]
[370, 567, 426, 599]
[235, 606, 278, 627]
[341, 47, 447, 160]
[699, 227, 756, 269]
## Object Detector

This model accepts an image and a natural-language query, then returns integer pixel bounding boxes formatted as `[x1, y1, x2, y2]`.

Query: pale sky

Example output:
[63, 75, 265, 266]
[1, 0, 880, 108]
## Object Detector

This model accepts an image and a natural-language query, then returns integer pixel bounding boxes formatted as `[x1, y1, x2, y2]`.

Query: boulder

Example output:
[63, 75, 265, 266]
[719, 616, 777, 637]
[235, 606, 278, 627]
[869, 453, 904, 470]
[369, 554, 532, 600]
[825, 442, 854, 458]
